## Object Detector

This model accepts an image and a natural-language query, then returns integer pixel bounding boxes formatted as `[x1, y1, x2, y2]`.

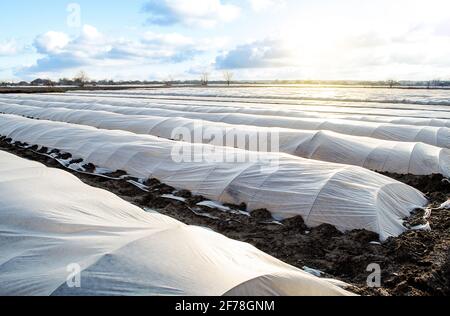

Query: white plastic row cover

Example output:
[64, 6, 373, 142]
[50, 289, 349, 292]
[0, 114, 427, 240]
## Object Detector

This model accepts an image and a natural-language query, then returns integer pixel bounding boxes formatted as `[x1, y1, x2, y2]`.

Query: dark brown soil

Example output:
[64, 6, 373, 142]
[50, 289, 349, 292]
[0, 137, 448, 296]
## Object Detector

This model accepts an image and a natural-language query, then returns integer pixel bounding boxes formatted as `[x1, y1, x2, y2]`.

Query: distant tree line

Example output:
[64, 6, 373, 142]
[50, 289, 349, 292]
[2, 74, 450, 88]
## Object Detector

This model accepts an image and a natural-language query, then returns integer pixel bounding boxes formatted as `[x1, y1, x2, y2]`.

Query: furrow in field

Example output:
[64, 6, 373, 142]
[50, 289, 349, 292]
[66, 91, 450, 114]
[1, 97, 449, 148]
[69, 87, 450, 108]
[3, 92, 450, 122]
[1, 102, 449, 177]
[0, 113, 428, 241]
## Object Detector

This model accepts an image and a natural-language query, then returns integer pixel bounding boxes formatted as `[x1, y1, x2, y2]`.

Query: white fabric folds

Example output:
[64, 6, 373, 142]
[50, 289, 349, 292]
[0, 150, 354, 296]
[0, 103, 448, 177]
[1, 95, 448, 148]
[65, 88, 450, 119]
[65, 91, 450, 128]
[0, 114, 427, 240]
[3, 92, 450, 128]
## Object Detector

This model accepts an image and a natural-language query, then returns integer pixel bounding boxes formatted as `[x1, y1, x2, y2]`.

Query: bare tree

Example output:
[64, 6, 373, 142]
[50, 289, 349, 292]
[223, 71, 234, 86]
[200, 72, 209, 86]
[386, 79, 398, 89]
[45, 78, 55, 87]
[431, 79, 442, 88]
[164, 75, 174, 87]
[74, 71, 89, 87]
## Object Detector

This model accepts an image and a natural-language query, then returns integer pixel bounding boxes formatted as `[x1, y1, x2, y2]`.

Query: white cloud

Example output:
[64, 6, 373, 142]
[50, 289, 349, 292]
[0, 40, 19, 56]
[248, 0, 285, 12]
[143, 0, 240, 27]
[18, 25, 210, 79]
[142, 32, 195, 47]
[34, 32, 70, 54]
[213, 18, 450, 81]
[215, 38, 294, 69]
[80, 25, 102, 41]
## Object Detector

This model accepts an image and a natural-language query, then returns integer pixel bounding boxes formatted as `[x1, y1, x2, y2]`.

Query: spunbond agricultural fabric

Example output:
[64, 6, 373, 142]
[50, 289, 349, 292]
[56, 90, 450, 119]
[67, 87, 450, 110]
[1, 95, 448, 148]
[0, 103, 449, 177]
[64, 91, 450, 128]
[0, 150, 353, 296]
[4, 91, 450, 120]
[0, 114, 428, 240]
[4, 92, 450, 128]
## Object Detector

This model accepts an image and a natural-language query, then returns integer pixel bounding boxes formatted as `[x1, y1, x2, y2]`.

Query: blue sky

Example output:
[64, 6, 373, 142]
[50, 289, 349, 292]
[1, 0, 450, 81]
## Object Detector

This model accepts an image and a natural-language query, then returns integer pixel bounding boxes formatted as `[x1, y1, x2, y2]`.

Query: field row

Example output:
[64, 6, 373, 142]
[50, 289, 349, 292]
[71, 87, 450, 108]
[0, 150, 353, 296]
[5, 93, 450, 123]
[1, 90, 449, 296]
[0, 113, 428, 241]
[0, 101, 449, 177]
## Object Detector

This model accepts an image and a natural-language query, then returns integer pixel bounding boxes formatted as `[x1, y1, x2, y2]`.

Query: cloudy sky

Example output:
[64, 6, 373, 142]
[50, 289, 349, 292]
[1, 0, 450, 81]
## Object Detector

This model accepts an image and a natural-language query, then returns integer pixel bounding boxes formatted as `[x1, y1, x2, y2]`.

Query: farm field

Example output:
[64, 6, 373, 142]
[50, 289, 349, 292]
[0, 86, 449, 296]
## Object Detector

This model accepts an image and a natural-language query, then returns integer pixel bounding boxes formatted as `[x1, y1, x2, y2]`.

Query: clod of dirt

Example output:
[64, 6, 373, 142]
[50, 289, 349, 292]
[175, 190, 192, 199]
[69, 158, 83, 165]
[281, 216, 308, 232]
[250, 209, 273, 222]
[103, 170, 127, 178]
[82, 163, 96, 173]
[144, 178, 175, 194]
[57, 153, 72, 160]
[37, 147, 49, 154]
